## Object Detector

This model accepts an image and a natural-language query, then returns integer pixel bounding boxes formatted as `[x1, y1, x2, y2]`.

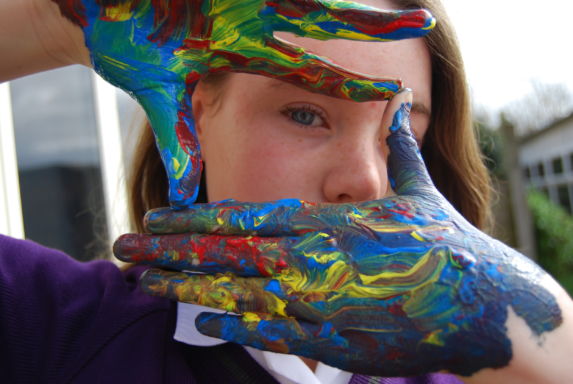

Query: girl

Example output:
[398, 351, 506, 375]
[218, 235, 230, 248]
[1, 0, 572, 383]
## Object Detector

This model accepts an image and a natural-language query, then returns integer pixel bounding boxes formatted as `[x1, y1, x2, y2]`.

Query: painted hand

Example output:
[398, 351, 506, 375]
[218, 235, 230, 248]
[51, 0, 434, 207]
[115, 90, 562, 377]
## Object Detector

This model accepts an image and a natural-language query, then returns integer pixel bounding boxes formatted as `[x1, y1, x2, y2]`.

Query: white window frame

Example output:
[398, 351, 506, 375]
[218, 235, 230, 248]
[92, 73, 130, 243]
[0, 82, 24, 239]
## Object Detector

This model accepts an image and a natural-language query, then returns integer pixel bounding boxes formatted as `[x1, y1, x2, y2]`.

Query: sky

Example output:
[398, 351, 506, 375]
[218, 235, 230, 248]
[441, 0, 573, 112]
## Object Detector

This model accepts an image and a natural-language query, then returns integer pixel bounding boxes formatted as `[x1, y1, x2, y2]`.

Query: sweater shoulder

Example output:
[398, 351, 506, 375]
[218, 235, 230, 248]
[0, 234, 171, 383]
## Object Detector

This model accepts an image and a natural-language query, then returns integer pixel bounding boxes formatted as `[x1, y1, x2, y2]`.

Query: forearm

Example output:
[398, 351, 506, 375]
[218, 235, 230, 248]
[0, 0, 89, 82]
[462, 268, 573, 383]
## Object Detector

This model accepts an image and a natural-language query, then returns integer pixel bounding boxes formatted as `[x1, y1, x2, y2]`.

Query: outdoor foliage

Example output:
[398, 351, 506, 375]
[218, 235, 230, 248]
[475, 120, 504, 178]
[527, 190, 573, 294]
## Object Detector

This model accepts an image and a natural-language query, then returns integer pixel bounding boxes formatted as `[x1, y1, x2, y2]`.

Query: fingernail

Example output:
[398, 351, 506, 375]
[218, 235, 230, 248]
[144, 208, 171, 232]
[139, 269, 166, 295]
[396, 87, 413, 97]
[195, 312, 223, 337]
[390, 88, 413, 134]
[144, 208, 162, 225]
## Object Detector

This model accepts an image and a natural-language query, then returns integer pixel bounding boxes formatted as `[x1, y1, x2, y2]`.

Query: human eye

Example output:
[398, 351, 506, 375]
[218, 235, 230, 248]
[281, 104, 328, 128]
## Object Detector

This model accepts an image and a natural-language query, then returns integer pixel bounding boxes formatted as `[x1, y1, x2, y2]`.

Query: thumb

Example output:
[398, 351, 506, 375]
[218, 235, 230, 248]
[385, 89, 434, 195]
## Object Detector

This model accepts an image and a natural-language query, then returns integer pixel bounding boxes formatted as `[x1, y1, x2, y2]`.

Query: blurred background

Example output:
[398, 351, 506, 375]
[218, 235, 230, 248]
[0, 0, 572, 292]
[443, 0, 573, 293]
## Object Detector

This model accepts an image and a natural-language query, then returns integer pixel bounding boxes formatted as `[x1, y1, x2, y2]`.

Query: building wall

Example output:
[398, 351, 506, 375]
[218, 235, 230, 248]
[519, 115, 573, 213]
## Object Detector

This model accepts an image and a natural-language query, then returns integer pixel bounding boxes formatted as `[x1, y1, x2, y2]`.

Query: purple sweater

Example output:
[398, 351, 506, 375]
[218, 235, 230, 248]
[0, 235, 462, 384]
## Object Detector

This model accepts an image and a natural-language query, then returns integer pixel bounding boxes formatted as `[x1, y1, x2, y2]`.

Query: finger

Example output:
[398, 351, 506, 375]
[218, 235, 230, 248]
[137, 83, 203, 209]
[206, 41, 401, 102]
[385, 89, 435, 195]
[139, 269, 291, 316]
[144, 198, 320, 235]
[114, 233, 292, 277]
[195, 312, 344, 360]
[262, 0, 435, 42]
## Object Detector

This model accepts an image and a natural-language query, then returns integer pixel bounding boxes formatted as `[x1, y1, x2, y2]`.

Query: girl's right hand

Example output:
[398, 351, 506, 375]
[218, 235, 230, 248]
[49, 0, 435, 207]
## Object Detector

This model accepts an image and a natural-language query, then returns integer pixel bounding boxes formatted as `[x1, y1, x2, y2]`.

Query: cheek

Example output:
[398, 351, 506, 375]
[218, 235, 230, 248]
[204, 123, 316, 202]
[411, 113, 430, 145]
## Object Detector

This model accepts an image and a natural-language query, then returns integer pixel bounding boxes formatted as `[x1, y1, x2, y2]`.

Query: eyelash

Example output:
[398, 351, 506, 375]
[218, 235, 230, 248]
[281, 104, 329, 129]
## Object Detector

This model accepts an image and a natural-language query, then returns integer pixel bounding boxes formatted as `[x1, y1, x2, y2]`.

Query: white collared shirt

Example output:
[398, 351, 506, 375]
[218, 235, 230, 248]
[175, 302, 353, 384]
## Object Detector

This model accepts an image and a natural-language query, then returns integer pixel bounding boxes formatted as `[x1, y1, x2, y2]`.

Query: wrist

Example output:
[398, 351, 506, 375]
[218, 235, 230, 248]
[0, 0, 90, 81]
[35, 0, 91, 67]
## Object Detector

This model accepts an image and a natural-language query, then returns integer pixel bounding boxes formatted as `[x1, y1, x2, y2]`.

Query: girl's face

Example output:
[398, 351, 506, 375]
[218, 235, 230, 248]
[194, 0, 432, 204]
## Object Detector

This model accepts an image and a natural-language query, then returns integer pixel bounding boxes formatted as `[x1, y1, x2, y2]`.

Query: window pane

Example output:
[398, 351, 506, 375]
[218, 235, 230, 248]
[557, 184, 572, 214]
[537, 162, 545, 178]
[524, 166, 531, 180]
[11, 66, 108, 261]
[552, 157, 564, 175]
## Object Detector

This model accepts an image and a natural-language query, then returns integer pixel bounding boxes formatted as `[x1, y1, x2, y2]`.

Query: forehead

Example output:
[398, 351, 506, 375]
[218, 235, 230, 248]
[273, 0, 432, 108]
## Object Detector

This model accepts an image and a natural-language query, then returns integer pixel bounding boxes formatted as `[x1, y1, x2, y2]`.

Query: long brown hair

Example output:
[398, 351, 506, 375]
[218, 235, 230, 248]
[128, 0, 492, 233]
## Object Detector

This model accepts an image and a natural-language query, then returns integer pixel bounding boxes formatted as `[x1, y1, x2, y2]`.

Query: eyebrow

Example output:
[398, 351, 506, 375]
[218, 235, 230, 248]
[269, 80, 431, 116]
[411, 101, 431, 116]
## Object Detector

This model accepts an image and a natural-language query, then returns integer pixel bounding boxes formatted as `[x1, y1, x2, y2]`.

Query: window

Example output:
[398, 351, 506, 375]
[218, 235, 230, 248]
[11, 67, 108, 260]
[524, 166, 531, 180]
[557, 184, 572, 214]
[552, 157, 564, 175]
[2, 67, 129, 261]
[537, 162, 545, 178]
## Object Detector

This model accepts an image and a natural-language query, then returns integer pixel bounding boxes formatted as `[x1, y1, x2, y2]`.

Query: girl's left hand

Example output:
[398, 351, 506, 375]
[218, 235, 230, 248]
[114, 90, 564, 378]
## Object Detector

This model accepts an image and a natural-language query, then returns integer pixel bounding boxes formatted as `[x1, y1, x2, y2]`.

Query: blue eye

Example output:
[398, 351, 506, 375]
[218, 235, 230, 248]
[292, 110, 316, 125]
[284, 105, 326, 127]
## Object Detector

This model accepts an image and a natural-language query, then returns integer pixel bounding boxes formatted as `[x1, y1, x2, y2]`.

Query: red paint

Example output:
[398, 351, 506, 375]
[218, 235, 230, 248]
[332, 270, 350, 289]
[51, 0, 88, 27]
[147, 0, 212, 44]
[268, 0, 322, 19]
[388, 302, 407, 316]
[388, 208, 415, 220]
[180, 38, 212, 51]
[331, 9, 430, 36]
[265, 39, 303, 59]
[275, 258, 289, 272]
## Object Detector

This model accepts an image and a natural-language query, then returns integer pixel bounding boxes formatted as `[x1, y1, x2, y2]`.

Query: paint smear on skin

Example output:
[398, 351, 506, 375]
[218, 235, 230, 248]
[134, 180, 562, 376]
[50, 0, 435, 208]
[189, 205, 563, 377]
[142, 104, 563, 377]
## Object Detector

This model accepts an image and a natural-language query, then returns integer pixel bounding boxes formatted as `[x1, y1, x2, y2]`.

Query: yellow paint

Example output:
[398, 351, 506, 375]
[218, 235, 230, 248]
[422, 329, 445, 346]
[104, 3, 134, 21]
[173, 155, 189, 180]
[101, 55, 137, 72]
[423, 17, 437, 30]
[358, 249, 445, 292]
[243, 312, 262, 323]
[253, 216, 265, 227]
[411, 231, 426, 242]
[172, 157, 180, 173]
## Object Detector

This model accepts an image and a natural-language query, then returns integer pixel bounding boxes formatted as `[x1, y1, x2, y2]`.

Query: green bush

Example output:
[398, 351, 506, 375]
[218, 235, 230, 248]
[475, 121, 504, 178]
[527, 190, 573, 294]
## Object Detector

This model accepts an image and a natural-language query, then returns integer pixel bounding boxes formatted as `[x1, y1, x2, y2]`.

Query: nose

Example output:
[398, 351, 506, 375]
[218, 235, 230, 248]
[322, 139, 388, 203]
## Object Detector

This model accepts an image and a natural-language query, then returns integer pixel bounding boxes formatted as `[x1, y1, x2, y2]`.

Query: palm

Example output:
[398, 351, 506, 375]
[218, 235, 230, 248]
[53, 0, 434, 207]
